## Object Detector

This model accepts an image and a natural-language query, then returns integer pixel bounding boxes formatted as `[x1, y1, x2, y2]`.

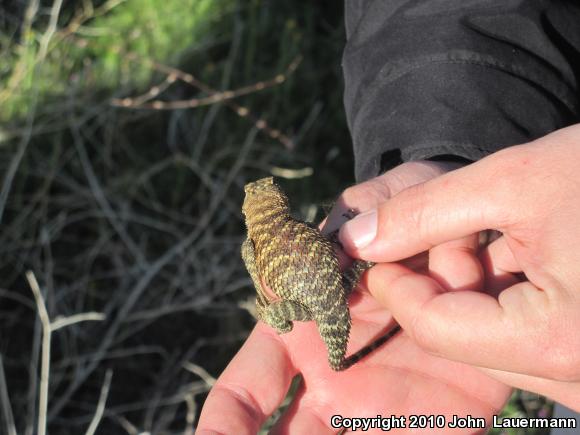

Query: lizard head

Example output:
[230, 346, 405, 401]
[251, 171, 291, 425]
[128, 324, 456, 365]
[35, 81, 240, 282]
[242, 177, 289, 219]
[244, 176, 275, 195]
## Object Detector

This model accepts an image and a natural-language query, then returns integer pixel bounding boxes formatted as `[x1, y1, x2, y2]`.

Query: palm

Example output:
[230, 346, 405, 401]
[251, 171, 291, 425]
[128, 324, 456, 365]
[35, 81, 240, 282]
[198, 288, 510, 434]
[260, 283, 510, 433]
[197, 163, 512, 434]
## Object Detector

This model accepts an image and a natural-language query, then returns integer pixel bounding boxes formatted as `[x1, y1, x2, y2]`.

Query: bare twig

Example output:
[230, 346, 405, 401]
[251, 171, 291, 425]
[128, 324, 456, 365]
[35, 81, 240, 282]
[26, 271, 51, 435]
[0, 0, 39, 103]
[0, 287, 36, 310]
[47, 127, 258, 420]
[53, 346, 167, 370]
[0, 0, 67, 224]
[25, 309, 41, 435]
[182, 362, 216, 387]
[111, 57, 299, 110]
[85, 369, 113, 435]
[0, 355, 17, 435]
[71, 119, 148, 267]
[270, 166, 314, 179]
[59, 0, 127, 41]
[183, 394, 195, 435]
[37, 0, 64, 62]
[112, 75, 177, 107]
[112, 54, 301, 149]
[51, 312, 106, 331]
[104, 381, 210, 414]
[0, 100, 37, 225]
[26, 270, 108, 429]
[113, 415, 139, 435]
[22, 0, 40, 45]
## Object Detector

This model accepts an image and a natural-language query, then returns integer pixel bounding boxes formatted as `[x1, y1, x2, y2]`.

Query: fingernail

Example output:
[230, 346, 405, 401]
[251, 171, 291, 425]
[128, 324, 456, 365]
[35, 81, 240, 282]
[340, 209, 377, 249]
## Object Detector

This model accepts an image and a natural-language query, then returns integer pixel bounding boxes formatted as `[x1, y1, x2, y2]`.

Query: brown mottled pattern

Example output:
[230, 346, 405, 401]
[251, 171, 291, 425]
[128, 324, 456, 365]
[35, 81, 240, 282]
[241, 177, 401, 371]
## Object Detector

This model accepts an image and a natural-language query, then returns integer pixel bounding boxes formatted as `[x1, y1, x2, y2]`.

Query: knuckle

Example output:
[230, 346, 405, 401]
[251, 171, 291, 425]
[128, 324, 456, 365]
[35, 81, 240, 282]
[340, 185, 359, 203]
[341, 179, 392, 206]
[397, 182, 435, 247]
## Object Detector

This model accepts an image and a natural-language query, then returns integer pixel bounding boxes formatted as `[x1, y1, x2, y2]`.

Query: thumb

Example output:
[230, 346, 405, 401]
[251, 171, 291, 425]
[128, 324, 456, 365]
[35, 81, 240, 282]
[339, 149, 520, 262]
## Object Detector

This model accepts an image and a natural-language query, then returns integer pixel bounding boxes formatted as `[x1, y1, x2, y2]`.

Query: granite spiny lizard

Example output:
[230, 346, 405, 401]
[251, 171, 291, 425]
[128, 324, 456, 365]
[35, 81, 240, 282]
[241, 177, 401, 371]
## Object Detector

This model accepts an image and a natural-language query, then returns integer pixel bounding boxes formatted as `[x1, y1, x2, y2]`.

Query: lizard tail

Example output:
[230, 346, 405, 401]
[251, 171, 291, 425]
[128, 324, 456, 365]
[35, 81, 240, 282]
[338, 324, 402, 371]
[316, 305, 352, 371]
[317, 304, 402, 371]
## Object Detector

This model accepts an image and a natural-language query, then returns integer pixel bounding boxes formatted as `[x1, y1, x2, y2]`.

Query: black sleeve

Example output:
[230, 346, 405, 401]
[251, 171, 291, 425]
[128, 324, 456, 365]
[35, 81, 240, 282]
[342, 0, 580, 181]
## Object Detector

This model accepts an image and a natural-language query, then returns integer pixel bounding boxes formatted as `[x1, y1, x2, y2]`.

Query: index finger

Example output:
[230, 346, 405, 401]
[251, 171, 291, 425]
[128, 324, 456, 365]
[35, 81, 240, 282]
[339, 145, 530, 262]
[197, 324, 297, 434]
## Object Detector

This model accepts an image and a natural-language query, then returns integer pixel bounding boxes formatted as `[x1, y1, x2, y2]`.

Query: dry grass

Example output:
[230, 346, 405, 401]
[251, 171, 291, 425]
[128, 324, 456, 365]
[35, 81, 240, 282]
[0, 1, 349, 433]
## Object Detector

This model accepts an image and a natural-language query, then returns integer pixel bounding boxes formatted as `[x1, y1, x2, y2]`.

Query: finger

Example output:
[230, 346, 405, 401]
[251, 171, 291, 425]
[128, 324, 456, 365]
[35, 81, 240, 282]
[482, 235, 521, 274]
[339, 147, 525, 261]
[365, 262, 562, 379]
[479, 236, 522, 297]
[323, 176, 393, 234]
[323, 160, 460, 234]
[428, 234, 483, 291]
[197, 324, 297, 434]
[480, 368, 580, 412]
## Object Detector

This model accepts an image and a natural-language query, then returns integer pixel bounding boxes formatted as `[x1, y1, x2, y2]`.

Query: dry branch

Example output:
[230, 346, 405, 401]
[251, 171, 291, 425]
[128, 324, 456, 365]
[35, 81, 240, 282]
[26, 270, 106, 433]
[111, 55, 302, 149]
[0, 355, 17, 435]
[26, 271, 50, 435]
[85, 369, 113, 435]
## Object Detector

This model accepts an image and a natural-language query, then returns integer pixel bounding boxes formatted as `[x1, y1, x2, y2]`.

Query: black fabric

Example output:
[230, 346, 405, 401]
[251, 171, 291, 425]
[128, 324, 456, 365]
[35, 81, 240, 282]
[343, 0, 580, 181]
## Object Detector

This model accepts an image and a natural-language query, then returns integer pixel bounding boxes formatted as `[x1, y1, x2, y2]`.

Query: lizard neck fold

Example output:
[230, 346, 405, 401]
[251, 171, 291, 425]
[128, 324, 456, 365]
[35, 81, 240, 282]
[243, 191, 292, 240]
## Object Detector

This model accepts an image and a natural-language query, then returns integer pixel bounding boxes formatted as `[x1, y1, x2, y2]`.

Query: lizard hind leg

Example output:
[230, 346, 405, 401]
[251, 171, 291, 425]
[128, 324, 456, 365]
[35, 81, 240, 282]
[259, 300, 312, 334]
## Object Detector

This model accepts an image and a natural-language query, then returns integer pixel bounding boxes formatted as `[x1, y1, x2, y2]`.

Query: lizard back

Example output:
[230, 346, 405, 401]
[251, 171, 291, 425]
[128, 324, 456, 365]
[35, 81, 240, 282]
[242, 177, 345, 308]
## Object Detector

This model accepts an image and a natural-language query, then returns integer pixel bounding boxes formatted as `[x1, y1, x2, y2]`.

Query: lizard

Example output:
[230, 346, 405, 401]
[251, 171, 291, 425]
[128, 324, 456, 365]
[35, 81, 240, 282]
[241, 176, 401, 371]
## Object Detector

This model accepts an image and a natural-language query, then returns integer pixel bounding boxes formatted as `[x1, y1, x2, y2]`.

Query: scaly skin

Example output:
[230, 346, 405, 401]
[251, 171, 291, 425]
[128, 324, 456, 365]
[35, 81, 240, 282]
[241, 177, 400, 370]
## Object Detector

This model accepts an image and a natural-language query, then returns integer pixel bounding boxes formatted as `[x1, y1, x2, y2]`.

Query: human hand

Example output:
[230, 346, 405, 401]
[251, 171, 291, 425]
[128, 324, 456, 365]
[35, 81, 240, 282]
[197, 161, 511, 434]
[340, 124, 580, 411]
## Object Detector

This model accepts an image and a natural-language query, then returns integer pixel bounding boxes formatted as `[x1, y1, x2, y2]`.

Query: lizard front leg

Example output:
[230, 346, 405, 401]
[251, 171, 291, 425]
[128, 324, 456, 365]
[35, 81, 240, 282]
[259, 300, 312, 334]
[241, 238, 270, 312]
[342, 259, 375, 297]
[242, 238, 313, 333]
